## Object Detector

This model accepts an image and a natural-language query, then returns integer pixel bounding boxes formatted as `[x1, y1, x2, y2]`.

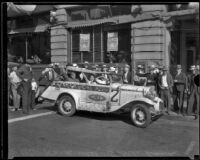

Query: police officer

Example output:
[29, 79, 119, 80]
[187, 65, 200, 120]
[16, 64, 33, 114]
[173, 65, 187, 115]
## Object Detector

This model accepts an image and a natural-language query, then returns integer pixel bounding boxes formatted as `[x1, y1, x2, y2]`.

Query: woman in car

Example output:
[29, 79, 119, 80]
[88, 74, 97, 85]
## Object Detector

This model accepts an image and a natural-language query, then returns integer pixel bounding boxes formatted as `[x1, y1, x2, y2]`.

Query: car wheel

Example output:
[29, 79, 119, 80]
[130, 103, 151, 128]
[58, 96, 76, 116]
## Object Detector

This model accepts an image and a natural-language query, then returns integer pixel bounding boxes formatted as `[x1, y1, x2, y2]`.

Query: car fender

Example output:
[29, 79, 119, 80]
[55, 90, 80, 108]
[118, 97, 160, 112]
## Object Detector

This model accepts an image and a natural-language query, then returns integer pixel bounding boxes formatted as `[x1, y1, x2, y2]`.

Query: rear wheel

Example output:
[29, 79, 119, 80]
[130, 103, 151, 128]
[58, 96, 76, 116]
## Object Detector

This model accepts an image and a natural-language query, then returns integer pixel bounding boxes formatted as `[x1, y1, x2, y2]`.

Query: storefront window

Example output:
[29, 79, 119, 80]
[8, 32, 51, 64]
[104, 28, 131, 64]
[72, 26, 102, 63]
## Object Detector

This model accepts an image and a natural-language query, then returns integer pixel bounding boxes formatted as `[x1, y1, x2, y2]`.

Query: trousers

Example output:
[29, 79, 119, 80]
[187, 88, 199, 115]
[160, 89, 171, 111]
[174, 90, 184, 113]
[31, 90, 36, 109]
[11, 84, 21, 109]
[21, 80, 32, 114]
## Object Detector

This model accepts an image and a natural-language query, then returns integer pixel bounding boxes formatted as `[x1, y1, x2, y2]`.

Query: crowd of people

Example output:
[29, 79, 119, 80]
[8, 64, 37, 114]
[8, 61, 200, 120]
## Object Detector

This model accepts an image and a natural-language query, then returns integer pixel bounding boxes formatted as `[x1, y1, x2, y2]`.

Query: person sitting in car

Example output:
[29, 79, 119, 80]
[88, 74, 97, 85]
[68, 72, 80, 82]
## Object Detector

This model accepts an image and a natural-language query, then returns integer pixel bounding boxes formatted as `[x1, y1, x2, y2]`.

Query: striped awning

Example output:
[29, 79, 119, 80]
[66, 18, 117, 28]
[8, 24, 49, 34]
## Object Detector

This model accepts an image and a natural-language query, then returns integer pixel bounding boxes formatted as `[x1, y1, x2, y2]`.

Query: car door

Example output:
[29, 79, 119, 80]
[85, 83, 111, 112]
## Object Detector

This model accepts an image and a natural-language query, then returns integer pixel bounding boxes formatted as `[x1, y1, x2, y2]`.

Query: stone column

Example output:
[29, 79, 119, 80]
[131, 5, 170, 72]
[50, 8, 70, 65]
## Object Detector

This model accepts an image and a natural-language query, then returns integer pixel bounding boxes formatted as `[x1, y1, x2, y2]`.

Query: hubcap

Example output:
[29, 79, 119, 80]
[132, 107, 146, 125]
[63, 101, 72, 112]
[136, 110, 145, 121]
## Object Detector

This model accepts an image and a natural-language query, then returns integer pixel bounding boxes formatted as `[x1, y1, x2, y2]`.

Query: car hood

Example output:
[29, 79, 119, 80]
[111, 83, 151, 92]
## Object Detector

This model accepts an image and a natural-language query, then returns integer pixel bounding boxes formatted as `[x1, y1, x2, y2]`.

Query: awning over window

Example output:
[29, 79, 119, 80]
[8, 24, 49, 34]
[66, 18, 117, 28]
[7, 3, 54, 18]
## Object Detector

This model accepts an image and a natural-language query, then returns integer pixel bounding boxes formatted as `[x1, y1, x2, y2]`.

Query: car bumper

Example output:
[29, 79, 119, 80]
[151, 110, 163, 120]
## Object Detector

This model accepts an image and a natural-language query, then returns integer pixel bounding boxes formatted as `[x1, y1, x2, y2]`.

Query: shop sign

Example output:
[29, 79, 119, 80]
[107, 32, 118, 51]
[80, 34, 90, 51]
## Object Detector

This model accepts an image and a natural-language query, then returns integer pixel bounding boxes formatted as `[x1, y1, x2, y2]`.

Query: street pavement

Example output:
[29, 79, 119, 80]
[8, 103, 199, 158]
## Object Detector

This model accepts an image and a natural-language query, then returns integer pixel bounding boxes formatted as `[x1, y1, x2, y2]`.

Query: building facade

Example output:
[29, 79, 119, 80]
[7, 4, 199, 75]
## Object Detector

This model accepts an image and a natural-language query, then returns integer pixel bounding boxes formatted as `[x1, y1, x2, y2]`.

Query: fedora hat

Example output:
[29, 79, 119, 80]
[137, 65, 143, 69]
[190, 65, 196, 70]
[109, 66, 116, 72]
[176, 64, 182, 69]
[162, 66, 168, 71]
[125, 64, 130, 68]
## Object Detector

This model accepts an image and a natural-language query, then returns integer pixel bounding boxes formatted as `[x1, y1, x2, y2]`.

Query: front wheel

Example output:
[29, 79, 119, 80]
[58, 96, 76, 116]
[130, 103, 151, 128]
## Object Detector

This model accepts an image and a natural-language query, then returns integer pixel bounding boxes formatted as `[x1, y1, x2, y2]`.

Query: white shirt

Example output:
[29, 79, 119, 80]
[124, 72, 128, 83]
[9, 71, 21, 83]
[161, 75, 168, 87]
[31, 81, 38, 91]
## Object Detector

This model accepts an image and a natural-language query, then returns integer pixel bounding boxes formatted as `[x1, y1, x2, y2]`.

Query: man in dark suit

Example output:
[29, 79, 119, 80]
[122, 64, 131, 84]
[173, 65, 187, 115]
[158, 66, 174, 114]
[187, 65, 200, 120]
[16, 64, 33, 114]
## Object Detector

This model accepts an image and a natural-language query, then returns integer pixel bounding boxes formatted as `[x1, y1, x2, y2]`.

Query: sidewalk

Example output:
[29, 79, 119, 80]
[8, 102, 55, 120]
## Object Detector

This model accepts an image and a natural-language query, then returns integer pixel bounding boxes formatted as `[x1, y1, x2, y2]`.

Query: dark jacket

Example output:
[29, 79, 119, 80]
[122, 71, 131, 84]
[38, 69, 55, 86]
[174, 72, 187, 92]
[158, 72, 174, 93]
[188, 73, 200, 93]
[16, 64, 33, 82]
[146, 73, 157, 86]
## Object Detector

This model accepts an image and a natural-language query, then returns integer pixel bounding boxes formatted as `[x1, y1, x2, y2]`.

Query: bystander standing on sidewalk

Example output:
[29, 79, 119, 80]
[187, 65, 199, 120]
[173, 65, 188, 115]
[158, 66, 174, 115]
[16, 64, 33, 114]
[9, 66, 22, 111]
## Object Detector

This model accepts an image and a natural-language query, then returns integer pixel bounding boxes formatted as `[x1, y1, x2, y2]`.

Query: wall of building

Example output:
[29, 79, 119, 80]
[50, 8, 70, 65]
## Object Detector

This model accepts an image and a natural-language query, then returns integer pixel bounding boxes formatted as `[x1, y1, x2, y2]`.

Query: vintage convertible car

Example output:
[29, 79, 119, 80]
[39, 66, 163, 128]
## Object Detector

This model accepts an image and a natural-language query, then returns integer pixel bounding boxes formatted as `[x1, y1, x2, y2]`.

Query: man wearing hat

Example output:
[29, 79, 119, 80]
[16, 64, 33, 114]
[146, 65, 158, 93]
[122, 64, 131, 84]
[158, 66, 174, 114]
[134, 64, 147, 86]
[187, 65, 200, 119]
[156, 65, 164, 97]
[173, 64, 187, 115]
[101, 64, 109, 81]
